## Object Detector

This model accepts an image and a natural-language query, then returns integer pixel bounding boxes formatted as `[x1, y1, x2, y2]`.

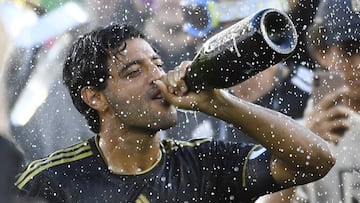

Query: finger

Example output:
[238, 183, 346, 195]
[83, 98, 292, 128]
[154, 80, 183, 106]
[306, 110, 331, 125]
[327, 133, 342, 144]
[318, 87, 349, 110]
[330, 118, 350, 133]
[318, 131, 339, 143]
[168, 70, 185, 96]
[167, 62, 191, 95]
[327, 106, 350, 120]
[154, 80, 168, 95]
[176, 61, 192, 94]
[321, 119, 350, 138]
[167, 70, 178, 88]
[178, 80, 188, 95]
[178, 61, 192, 77]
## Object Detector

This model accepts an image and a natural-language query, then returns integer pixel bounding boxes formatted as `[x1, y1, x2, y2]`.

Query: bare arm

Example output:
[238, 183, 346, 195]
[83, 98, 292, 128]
[230, 64, 282, 102]
[202, 90, 334, 186]
[155, 61, 335, 187]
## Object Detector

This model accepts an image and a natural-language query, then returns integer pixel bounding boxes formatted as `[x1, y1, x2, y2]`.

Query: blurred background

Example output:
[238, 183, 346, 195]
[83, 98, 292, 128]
[0, 0, 320, 162]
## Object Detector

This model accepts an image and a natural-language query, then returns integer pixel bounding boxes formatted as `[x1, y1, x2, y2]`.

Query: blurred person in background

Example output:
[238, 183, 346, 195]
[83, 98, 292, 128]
[0, 12, 48, 203]
[258, 0, 360, 202]
[0, 16, 25, 203]
[144, 0, 195, 69]
[85, 0, 150, 30]
[230, 0, 320, 120]
[2, 0, 94, 162]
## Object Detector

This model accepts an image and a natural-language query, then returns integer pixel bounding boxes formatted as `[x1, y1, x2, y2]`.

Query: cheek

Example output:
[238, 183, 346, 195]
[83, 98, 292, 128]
[126, 95, 145, 106]
[105, 77, 150, 107]
[349, 85, 360, 99]
[105, 87, 141, 109]
[344, 59, 360, 77]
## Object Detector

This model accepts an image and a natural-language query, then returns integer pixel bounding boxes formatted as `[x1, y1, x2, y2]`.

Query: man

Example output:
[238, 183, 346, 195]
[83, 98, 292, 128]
[15, 24, 335, 202]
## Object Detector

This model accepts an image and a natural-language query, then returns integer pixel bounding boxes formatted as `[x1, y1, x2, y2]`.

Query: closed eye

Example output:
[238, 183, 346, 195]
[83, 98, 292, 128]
[156, 62, 164, 69]
[126, 68, 141, 79]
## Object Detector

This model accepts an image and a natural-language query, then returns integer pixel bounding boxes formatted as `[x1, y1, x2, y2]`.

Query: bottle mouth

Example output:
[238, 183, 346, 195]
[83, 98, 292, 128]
[261, 9, 298, 54]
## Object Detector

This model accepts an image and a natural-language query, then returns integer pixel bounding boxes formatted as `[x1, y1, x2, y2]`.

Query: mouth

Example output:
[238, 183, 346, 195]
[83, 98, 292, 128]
[148, 84, 172, 106]
[153, 93, 164, 102]
[150, 89, 163, 100]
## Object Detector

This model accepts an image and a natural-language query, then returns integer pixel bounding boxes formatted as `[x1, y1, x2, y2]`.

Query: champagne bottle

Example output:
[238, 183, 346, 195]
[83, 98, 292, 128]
[185, 8, 298, 91]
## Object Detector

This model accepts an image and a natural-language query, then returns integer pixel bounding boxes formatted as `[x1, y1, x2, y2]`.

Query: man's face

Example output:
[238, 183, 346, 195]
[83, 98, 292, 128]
[102, 38, 178, 131]
[326, 45, 360, 97]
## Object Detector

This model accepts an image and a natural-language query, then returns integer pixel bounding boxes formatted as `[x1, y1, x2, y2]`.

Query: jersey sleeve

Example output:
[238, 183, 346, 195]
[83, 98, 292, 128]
[16, 171, 67, 203]
[202, 140, 283, 202]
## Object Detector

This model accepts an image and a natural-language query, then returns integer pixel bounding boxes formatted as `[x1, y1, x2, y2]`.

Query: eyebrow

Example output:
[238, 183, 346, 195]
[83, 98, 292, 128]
[123, 60, 139, 70]
[122, 54, 162, 70]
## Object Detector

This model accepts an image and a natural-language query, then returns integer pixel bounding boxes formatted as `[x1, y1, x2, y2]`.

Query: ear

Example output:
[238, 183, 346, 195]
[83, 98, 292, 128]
[81, 86, 108, 112]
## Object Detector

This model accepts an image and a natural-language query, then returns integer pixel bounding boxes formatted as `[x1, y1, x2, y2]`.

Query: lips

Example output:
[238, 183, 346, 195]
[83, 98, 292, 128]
[153, 92, 163, 100]
[149, 88, 163, 100]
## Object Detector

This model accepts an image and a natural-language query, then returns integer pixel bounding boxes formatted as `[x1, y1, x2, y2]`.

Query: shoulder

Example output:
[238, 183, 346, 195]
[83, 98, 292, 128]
[15, 140, 94, 190]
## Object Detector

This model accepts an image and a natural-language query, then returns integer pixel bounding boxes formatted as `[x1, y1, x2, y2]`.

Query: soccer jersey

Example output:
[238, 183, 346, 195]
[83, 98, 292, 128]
[16, 136, 281, 202]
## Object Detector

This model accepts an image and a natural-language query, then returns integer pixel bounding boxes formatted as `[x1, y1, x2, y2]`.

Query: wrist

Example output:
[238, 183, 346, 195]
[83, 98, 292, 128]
[198, 89, 236, 117]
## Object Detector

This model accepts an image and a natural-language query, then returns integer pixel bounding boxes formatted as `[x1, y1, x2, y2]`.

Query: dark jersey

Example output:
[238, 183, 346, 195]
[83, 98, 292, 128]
[15, 136, 282, 202]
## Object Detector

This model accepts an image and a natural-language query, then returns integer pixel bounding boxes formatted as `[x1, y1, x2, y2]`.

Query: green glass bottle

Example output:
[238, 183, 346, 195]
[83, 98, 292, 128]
[185, 8, 298, 91]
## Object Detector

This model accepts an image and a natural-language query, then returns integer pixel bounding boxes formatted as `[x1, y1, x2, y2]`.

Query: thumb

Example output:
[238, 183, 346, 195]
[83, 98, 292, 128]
[154, 80, 173, 101]
[154, 80, 185, 108]
[154, 80, 167, 93]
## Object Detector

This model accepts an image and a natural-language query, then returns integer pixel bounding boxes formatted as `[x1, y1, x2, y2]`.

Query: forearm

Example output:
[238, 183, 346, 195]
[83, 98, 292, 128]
[201, 90, 334, 173]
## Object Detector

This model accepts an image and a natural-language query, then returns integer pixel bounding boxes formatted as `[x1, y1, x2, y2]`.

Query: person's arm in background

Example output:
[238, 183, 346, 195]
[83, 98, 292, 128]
[230, 64, 282, 103]
[0, 19, 27, 202]
[0, 18, 12, 138]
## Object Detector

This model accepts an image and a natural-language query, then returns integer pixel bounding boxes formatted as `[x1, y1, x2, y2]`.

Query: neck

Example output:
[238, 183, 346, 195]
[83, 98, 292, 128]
[98, 128, 162, 175]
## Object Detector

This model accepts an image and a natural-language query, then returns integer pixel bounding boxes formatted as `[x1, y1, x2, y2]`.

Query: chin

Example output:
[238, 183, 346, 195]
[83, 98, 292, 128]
[157, 114, 178, 131]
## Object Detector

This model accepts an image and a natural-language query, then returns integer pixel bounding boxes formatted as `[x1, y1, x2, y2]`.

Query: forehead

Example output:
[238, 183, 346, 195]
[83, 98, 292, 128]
[118, 38, 156, 60]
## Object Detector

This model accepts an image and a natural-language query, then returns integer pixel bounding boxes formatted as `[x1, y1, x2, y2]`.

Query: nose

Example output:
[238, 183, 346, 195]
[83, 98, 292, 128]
[148, 64, 165, 82]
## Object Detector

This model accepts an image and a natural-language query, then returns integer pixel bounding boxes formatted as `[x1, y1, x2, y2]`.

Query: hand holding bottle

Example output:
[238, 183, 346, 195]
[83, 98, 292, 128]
[155, 61, 228, 113]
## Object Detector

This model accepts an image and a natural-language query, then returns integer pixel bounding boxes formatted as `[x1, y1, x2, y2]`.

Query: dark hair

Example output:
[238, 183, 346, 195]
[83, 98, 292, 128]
[306, 0, 360, 60]
[63, 24, 144, 133]
[306, 24, 360, 61]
